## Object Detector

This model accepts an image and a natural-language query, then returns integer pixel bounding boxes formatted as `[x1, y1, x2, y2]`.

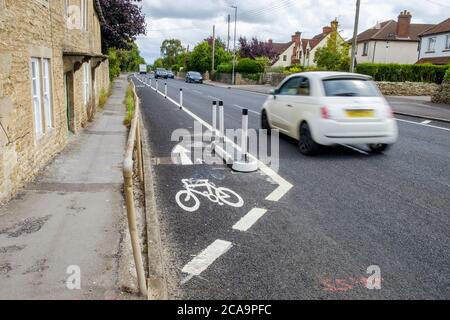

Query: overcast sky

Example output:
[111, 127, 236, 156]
[136, 0, 450, 64]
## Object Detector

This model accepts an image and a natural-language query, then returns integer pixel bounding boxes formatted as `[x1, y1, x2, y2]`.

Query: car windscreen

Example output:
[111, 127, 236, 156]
[322, 78, 381, 97]
[190, 72, 202, 77]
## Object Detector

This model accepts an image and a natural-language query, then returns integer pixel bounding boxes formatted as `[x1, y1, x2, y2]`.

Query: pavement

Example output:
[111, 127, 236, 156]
[134, 74, 450, 300]
[204, 80, 450, 122]
[0, 74, 134, 300]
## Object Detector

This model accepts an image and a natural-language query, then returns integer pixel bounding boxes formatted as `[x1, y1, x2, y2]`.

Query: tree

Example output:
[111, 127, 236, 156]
[204, 36, 226, 50]
[238, 37, 277, 60]
[100, 0, 147, 52]
[153, 58, 165, 69]
[187, 41, 232, 73]
[160, 39, 184, 68]
[313, 28, 350, 71]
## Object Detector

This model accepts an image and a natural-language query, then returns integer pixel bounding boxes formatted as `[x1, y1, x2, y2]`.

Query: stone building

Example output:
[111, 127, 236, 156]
[0, 0, 110, 204]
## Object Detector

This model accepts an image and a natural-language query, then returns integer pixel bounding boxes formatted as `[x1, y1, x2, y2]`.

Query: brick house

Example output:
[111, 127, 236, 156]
[0, 0, 110, 204]
[270, 20, 344, 68]
[351, 11, 434, 65]
[417, 18, 450, 65]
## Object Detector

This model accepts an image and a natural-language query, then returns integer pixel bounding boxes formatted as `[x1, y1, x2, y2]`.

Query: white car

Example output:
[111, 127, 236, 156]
[261, 72, 398, 155]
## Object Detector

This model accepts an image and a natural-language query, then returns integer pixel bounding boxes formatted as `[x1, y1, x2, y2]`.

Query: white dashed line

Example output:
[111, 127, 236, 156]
[232, 208, 267, 232]
[397, 118, 450, 132]
[340, 144, 369, 155]
[421, 120, 432, 124]
[181, 240, 232, 279]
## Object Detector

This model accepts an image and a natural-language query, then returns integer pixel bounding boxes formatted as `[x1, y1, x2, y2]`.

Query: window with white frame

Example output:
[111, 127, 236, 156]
[31, 58, 44, 137]
[427, 37, 436, 52]
[83, 62, 90, 107]
[445, 35, 450, 50]
[42, 59, 53, 129]
[363, 42, 369, 56]
[81, 0, 88, 31]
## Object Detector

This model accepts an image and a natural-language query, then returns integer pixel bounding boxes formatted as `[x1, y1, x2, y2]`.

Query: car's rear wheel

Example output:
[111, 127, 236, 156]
[261, 110, 272, 135]
[299, 122, 320, 156]
[368, 143, 390, 154]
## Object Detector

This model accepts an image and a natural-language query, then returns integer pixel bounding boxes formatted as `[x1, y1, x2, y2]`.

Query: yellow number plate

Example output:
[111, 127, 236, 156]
[346, 110, 375, 118]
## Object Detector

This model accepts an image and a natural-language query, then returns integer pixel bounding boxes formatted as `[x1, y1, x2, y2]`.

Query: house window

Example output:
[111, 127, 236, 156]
[283, 55, 287, 62]
[42, 59, 53, 129]
[363, 42, 369, 56]
[80, 0, 88, 31]
[83, 62, 90, 107]
[31, 58, 43, 137]
[427, 37, 436, 52]
[445, 35, 450, 50]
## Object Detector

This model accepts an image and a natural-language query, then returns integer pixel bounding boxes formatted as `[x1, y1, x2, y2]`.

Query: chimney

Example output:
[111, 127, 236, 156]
[292, 32, 301, 44]
[323, 26, 332, 34]
[331, 19, 339, 31]
[397, 10, 412, 38]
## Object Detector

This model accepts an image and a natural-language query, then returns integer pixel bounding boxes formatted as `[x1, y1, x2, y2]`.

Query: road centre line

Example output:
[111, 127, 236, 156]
[232, 208, 268, 232]
[340, 144, 369, 155]
[421, 120, 432, 124]
[134, 75, 294, 203]
[181, 240, 232, 280]
[396, 118, 450, 132]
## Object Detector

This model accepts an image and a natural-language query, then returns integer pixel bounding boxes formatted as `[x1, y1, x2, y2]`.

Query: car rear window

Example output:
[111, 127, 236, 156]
[322, 78, 381, 97]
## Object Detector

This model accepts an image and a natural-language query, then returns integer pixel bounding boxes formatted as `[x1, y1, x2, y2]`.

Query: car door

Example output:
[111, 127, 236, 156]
[270, 76, 302, 134]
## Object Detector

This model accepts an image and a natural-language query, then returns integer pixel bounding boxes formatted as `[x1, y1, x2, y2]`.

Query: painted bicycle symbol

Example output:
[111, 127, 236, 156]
[175, 179, 244, 212]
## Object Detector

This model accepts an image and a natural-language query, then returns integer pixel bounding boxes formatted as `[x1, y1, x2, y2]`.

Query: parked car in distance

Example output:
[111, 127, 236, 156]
[155, 68, 168, 79]
[166, 70, 175, 79]
[261, 72, 398, 155]
[186, 71, 203, 83]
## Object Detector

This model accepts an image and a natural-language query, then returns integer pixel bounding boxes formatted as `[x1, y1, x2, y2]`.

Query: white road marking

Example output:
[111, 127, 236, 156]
[340, 144, 369, 155]
[233, 104, 261, 115]
[134, 75, 294, 202]
[181, 240, 232, 277]
[396, 118, 450, 132]
[232, 208, 267, 232]
[421, 120, 432, 124]
[192, 89, 202, 95]
[172, 145, 193, 165]
[208, 95, 221, 101]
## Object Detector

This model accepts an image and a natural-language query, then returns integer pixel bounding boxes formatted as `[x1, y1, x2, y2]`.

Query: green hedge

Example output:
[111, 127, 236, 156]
[217, 63, 233, 74]
[237, 58, 264, 74]
[444, 67, 450, 81]
[355, 63, 449, 84]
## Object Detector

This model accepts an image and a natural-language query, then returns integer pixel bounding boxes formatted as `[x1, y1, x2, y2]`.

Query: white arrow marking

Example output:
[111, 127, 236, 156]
[172, 145, 193, 165]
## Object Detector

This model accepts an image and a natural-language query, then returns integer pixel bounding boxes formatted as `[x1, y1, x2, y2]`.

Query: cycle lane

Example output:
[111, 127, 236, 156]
[134, 77, 291, 298]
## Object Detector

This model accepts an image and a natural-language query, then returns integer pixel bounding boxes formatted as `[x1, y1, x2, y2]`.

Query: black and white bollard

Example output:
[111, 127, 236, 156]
[165, 82, 167, 98]
[156, 79, 158, 92]
[212, 101, 217, 137]
[232, 108, 258, 172]
[179, 88, 183, 109]
[218, 101, 224, 141]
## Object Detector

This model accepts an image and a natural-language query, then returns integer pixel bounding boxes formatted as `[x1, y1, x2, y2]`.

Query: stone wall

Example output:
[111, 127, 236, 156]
[0, 0, 110, 204]
[214, 73, 261, 85]
[375, 81, 440, 96]
[432, 80, 450, 104]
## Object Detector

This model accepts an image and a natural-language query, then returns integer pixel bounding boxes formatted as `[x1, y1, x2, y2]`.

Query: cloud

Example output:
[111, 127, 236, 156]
[137, 0, 450, 64]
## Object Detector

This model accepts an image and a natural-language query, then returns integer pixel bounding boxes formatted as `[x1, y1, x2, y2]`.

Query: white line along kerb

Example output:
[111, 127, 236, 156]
[182, 240, 232, 277]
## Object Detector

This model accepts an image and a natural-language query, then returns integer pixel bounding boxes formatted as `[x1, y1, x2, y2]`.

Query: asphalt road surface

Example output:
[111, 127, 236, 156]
[133, 74, 450, 300]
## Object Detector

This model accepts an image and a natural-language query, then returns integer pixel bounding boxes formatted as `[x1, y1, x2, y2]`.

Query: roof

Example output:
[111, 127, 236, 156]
[354, 20, 434, 42]
[301, 32, 330, 52]
[416, 57, 450, 65]
[94, 0, 106, 24]
[272, 42, 293, 55]
[419, 18, 450, 37]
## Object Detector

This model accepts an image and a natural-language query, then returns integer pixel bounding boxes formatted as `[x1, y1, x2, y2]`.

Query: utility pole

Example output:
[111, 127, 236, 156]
[212, 25, 216, 73]
[227, 14, 231, 52]
[350, 0, 361, 73]
[231, 5, 238, 85]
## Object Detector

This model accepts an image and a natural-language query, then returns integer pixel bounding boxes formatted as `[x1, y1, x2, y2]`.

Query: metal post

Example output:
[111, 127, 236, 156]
[227, 14, 231, 52]
[231, 5, 238, 85]
[350, 0, 361, 73]
[212, 25, 216, 73]
[150, 77, 152, 88]
[136, 118, 143, 182]
[218, 101, 224, 140]
[179, 88, 183, 109]
[165, 82, 167, 98]
[241, 109, 248, 161]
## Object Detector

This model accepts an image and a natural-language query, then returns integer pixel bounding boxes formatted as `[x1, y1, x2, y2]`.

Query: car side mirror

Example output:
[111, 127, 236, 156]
[270, 89, 279, 99]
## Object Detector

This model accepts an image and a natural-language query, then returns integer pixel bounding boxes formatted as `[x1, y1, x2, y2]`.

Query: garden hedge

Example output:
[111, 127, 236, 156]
[355, 63, 449, 84]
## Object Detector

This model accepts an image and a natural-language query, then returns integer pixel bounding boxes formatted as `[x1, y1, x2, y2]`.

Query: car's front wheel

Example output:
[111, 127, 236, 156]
[368, 143, 390, 154]
[299, 122, 320, 156]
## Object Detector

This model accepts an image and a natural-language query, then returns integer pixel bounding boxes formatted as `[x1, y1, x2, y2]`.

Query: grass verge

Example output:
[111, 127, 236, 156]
[124, 84, 135, 127]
